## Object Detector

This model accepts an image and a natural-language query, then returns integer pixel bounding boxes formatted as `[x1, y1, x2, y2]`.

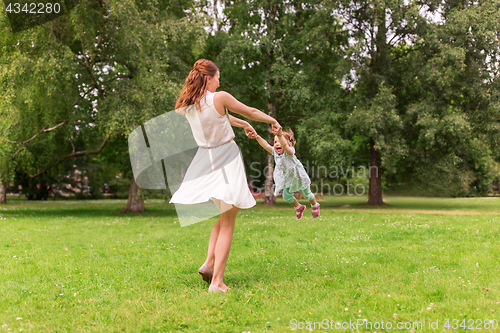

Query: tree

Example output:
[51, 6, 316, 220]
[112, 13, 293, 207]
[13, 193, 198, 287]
[204, 0, 345, 204]
[405, 0, 500, 196]
[0, 83, 15, 203]
[333, 0, 436, 204]
[0, 0, 205, 210]
[333, 0, 500, 202]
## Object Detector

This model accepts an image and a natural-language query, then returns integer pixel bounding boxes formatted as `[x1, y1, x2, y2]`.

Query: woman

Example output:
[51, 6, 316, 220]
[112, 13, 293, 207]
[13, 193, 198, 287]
[170, 59, 281, 293]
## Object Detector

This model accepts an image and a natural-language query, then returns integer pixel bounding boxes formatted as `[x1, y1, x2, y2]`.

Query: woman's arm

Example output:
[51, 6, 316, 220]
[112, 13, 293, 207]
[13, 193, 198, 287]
[228, 115, 257, 137]
[249, 134, 273, 154]
[214, 91, 281, 134]
[228, 114, 248, 128]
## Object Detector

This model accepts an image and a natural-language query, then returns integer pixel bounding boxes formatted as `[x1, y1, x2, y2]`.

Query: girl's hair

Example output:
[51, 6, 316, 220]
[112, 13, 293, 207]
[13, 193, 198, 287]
[175, 59, 219, 114]
[282, 127, 296, 147]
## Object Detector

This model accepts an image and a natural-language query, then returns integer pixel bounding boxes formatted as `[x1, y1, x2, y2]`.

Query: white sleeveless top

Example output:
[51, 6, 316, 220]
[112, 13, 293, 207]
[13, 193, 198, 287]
[185, 91, 235, 148]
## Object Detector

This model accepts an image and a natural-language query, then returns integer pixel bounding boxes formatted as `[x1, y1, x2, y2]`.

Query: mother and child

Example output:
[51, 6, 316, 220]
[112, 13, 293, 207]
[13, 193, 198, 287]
[170, 59, 320, 293]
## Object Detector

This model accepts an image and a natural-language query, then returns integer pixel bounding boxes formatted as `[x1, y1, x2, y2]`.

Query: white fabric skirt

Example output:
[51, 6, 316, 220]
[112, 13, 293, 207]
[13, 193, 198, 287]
[169, 140, 256, 210]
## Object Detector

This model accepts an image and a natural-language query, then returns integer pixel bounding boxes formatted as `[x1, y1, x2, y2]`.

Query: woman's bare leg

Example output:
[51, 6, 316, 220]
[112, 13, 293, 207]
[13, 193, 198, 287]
[211, 206, 239, 292]
[204, 218, 221, 272]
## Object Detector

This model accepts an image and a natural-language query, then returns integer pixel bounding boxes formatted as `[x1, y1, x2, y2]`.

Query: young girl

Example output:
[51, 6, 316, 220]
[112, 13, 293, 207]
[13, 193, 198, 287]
[250, 128, 320, 220]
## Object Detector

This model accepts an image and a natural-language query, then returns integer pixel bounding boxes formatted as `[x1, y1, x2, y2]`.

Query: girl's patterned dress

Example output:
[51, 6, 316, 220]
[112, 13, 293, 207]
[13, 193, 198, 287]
[272, 147, 311, 196]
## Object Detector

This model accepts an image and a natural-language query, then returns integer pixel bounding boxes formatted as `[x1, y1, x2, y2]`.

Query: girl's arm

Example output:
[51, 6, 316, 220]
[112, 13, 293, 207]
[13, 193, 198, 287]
[214, 91, 281, 134]
[250, 134, 273, 154]
[277, 133, 294, 156]
[228, 115, 257, 137]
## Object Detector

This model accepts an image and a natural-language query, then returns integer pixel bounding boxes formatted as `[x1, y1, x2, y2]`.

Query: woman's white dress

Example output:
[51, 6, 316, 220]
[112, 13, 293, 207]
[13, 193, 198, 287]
[169, 91, 256, 219]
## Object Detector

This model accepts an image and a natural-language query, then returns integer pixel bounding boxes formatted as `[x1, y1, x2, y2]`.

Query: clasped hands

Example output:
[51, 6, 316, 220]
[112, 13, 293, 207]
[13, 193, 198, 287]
[245, 121, 281, 139]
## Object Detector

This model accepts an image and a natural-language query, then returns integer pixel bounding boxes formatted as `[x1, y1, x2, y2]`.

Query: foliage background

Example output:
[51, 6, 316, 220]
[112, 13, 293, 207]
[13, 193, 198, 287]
[0, 0, 499, 201]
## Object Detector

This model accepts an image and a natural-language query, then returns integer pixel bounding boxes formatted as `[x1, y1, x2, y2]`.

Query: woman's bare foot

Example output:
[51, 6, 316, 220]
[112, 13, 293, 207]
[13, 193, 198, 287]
[198, 266, 211, 283]
[218, 283, 229, 292]
[202, 260, 214, 273]
[208, 282, 229, 293]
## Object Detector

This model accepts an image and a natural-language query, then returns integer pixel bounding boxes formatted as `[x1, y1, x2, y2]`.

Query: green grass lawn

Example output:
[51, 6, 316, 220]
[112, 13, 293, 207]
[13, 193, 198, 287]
[1, 196, 499, 332]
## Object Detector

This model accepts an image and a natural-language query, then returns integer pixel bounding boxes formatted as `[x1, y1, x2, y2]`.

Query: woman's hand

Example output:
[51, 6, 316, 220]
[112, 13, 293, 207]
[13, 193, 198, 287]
[271, 120, 282, 135]
[244, 123, 257, 138]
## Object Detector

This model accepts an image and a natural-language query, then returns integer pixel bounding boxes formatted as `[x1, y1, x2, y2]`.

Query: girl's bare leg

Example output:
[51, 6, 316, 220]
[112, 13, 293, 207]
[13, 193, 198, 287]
[290, 199, 300, 208]
[309, 197, 317, 206]
[211, 206, 239, 292]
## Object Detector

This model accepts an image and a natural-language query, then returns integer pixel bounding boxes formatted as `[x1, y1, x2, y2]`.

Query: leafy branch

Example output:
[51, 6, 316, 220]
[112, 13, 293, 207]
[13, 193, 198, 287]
[11, 137, 110, 179]
[3, 120, 67, 146]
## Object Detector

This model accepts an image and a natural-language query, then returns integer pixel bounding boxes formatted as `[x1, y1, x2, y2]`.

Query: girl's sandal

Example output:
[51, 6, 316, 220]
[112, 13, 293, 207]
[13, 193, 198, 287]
[311, 203, 320, 218]
[295, 204, 306, 220]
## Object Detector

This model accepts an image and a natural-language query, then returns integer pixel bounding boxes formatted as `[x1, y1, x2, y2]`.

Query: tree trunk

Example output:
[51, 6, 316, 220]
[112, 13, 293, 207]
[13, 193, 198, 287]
[263, 151, 275, 205]
[0, 184, 6, 204]
[264, 89, 278, 205]
[122, 177, 145, 213]
[261, 3, 280, 205]
[366, 7, 387, 206]
[213, 0, 221, 32]
[367, 139, 384, 205]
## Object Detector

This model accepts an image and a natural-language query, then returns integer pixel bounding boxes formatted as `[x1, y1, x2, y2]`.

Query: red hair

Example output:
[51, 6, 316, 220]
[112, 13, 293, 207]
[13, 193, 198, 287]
[175, 59, 219, 114]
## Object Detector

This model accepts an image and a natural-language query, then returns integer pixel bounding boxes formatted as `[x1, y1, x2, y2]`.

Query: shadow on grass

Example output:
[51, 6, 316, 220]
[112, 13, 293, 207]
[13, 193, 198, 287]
[1, 196, 498, 220]
[0, 202, 179, 219]
[264, 196, 371, 209]
[256, 195, 500, 212]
